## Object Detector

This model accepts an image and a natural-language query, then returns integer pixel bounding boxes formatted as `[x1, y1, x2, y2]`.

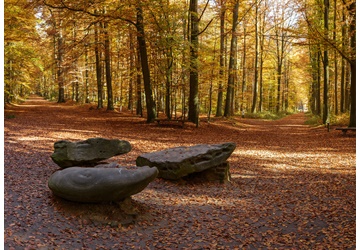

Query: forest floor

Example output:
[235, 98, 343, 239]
[4, 95, 356, 249]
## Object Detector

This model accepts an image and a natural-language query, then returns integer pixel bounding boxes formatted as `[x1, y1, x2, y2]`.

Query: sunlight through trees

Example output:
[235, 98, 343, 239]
[4, 0, 356, 126]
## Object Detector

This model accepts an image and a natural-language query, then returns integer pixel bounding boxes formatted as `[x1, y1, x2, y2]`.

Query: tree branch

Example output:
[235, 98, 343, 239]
[43, 0, 137, 27]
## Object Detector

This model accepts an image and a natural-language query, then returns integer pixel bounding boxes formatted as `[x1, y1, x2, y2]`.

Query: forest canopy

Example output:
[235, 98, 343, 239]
[4, 0, 356, 126]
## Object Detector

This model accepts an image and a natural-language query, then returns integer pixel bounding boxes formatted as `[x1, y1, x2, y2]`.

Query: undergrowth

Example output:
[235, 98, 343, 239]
[245, 111, 292, 120]
[304, 112, 350, 126]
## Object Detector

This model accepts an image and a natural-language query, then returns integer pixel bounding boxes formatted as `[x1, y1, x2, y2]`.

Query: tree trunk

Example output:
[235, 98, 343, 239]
[188, 0, 199, 125]
[251, 2, 259, 113]
[216, 0, 225, 117]
[224, 0, 239, 117]
[128, 28, 135, 111]
[316, 47, 321, 115]
[258, 2, 266, 112]
[136, 43, 143, 117]
[322, 0, 329, 124]
[276, 63, 281, 113]
[340, 7, 346, 113]
[241, 24, 247, 113]
[95, 22, 103, 109]
[165, 43, 173, 119]
[348, 2, 356, 127]
[309, 46, 317, 114]
[57, 27, 65, 103]
[136, 3, 156, 123]
[333, 0, 338, 115]
[104, 21, 114, 111]
[84, 43, 90, 103]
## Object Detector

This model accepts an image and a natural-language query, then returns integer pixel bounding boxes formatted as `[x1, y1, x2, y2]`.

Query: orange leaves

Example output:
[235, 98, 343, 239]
[4, 97, 356, 249]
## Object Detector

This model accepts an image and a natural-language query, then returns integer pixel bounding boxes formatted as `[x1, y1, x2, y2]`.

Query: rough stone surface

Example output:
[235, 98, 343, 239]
[185, 161, 231, 183]
[48, 166, 158, 203]
[136, 142, 236, 180]
[51, 138, 131, 168]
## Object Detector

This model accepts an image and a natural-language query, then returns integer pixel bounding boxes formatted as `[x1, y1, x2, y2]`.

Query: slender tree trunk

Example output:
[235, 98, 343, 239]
[275, 26, 283, 113]
[258, 3, 266, 112]
[224, 0, 239, 117]
[95, 22, 103, 109]
[241, 24, 247, 113]
[188, 0, 199, 125]
[348, 2, 356, 127]
[136, 43, 143, 116]
[57, 26, 65, 103]
[216, 0, 225, 117]
[340, 57, 345, 113]
[276, 63, 281, 113]
[251, 2, 259, 113]
[316, 47, 321, 115]
[284, 60, 290, 110]
[322, 0, 329, 124]
[136, 3, 156, 122]
[165, 46, 173, 119]
[104, 21, 114, 110]
[333, 0, 338, 115]
[309, 46, 317, 113]
[128, 28, 135, 111]
[84, 43, 90, 103]
[340, 8, 346, 113]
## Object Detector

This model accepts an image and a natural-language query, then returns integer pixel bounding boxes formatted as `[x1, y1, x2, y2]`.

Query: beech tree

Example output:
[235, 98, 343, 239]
[5, 0, 43, 103]
[188, 0, 200, 124]
[224, 0, 239, 117]
[215, 0, 226, 117]
[7, 0, 354, 127]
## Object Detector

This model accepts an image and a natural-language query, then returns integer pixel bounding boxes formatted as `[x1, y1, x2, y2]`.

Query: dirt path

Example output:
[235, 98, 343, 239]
[4, 96, 356, 249]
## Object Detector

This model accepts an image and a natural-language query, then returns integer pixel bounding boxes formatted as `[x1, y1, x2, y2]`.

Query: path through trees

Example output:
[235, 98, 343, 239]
[4, 96, 355, 249]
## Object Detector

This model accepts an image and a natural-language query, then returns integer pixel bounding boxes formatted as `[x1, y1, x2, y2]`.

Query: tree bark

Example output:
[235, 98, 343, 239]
[224, 0, 239, 117]
[104, 21, 114, 110]
[241, 24, 247, 113]
[128, 28, 135, 111]
[340, 7, 346, 113]
[251, 2, 259, 113]
[84, 43, 90, 103]
[348, 2, 356, 127]
[215, 0, 225, 117]
[136, 3, 156, 123]
[322, 0, 329, 124]
[57, 26, 65, 103]
[188, 0, 199, 125]
[333, 0, 338, 115]
[95, 22, 103, 109]
[136, 42, 143, 117]
[316, 47, 321, 115]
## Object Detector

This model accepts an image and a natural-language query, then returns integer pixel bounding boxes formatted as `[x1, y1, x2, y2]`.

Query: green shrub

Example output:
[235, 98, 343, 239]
[246, 111, 291, 120]
[330, 113, 350, 126]
[304, 114, 322, 126]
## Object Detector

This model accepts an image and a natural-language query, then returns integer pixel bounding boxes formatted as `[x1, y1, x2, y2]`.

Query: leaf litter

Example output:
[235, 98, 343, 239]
[4, 96, 355, 249]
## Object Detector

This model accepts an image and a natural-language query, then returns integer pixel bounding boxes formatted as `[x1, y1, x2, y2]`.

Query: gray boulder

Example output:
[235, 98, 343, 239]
[136, 142, 236, 180]
[51, 138, 131, 168]
[48, 166, 158, 203]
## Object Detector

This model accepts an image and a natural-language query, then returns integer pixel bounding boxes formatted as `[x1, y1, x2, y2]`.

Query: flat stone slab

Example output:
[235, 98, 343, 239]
[51, 138, 131, 168]
[48, 166, 158, 203]
[136, 142, 236, 180]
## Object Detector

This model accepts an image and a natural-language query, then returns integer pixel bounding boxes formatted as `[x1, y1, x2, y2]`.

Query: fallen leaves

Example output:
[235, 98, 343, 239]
[4, 96, 356, 249]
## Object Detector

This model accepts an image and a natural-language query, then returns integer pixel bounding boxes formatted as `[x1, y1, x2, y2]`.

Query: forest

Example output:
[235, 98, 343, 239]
[4, 0, 356, 126]
[4, 0, 356, 248]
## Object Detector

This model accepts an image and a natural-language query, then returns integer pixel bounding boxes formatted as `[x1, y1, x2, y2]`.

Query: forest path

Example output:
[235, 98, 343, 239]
[4, 95, 356, 249]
